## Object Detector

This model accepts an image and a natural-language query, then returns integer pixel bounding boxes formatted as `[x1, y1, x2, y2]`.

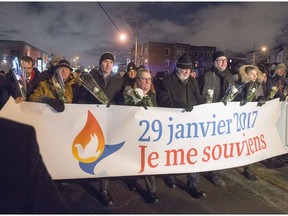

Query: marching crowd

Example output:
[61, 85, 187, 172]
[0, 50, 288, 213]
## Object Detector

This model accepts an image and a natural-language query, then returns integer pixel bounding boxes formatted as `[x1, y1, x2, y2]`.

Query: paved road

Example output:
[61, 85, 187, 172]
[57, 161, 288, 213]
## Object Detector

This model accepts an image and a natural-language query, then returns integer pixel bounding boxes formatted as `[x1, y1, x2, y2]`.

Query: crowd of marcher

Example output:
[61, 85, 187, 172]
[0, 50, 288, 213]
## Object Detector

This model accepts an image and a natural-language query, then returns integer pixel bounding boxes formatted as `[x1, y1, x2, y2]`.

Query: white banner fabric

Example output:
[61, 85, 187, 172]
[0, 97, 287, 180]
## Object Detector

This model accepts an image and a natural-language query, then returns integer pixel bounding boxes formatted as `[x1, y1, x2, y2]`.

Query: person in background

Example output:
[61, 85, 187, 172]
[117, 68, 126, 78]
[29, 59, 79, 112]
[73, 68, 82, 79]
[157, 53, 206, 199]
[198, 51, 235, 188]
[39, 54, 64, 82]
[123, 68, 158, 203]
[78, 52, 125, 207]
[6, 56, 41, 103]
[265, 63, 288, 101]
[0, 118, 69, 213]
[153, 71, 166, 92]
[190, 67, 197, 78]
[123, 61, 137, 88]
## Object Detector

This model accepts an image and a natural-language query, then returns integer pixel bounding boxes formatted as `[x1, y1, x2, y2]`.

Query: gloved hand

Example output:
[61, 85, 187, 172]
[221, 99, 227, 106]
[257, 96, 266, 107]
[184, 103, 193, 112]
[41, 97, 65, 112]
[279, 93, 287, 102]
[106, 101, 112, 108]
[240, 98, 247, 106]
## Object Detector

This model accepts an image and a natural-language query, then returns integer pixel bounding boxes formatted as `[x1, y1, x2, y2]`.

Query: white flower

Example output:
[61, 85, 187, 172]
[208, 89, 214, 97]
[231, 86, 238, 94]
[93, 87, 99, 93]
[134, 88, 144, 98]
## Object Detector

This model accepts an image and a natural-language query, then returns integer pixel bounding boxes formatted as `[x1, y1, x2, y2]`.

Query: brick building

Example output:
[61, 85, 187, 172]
[134, 42, 216, 77]
[0, 40, 49, 73]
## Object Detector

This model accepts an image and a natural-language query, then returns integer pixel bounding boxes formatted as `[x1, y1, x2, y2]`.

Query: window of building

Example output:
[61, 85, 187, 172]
[165, 59, 169, 66]
[165, 48, 170, 56]
[175, 49, 185, 56]
[144, 48, 148, 56]
[195, 51, 199, 58]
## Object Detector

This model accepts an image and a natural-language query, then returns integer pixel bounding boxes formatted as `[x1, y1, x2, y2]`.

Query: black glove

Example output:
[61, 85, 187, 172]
[184, 103, 193, 112]
[257, 96, 266, 107]
[279, 93, 287, 102]
[42, 97, 65, 112]
[240, 98, 247, 106]
[221, 99, 227, 106]
[106, 101, 112, 108]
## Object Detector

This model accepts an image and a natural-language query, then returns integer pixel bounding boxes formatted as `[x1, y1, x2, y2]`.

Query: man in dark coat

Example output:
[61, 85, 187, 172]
[157, 53, 206, 199]
[78, 52, 125, 207]
[79, 52, 124, 105]
[198, 51, 235, 188]
[6, 56, 41, 103]
[0, 118, 68, 213]
[0, 71, 9, 109]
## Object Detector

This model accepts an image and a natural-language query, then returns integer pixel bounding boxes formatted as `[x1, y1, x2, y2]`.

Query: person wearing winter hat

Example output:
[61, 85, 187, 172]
[29, 59, 78, 113]
[39, 54, 64, 82]
[190, 67, 197, 78]
[156, 53, 206, 199]
[98, 52, 115, 67]
[198, 50, 235, 188]
[264, 62, 288, 102]
[123, 61, 137, 88]
[77, 51, 125, 207]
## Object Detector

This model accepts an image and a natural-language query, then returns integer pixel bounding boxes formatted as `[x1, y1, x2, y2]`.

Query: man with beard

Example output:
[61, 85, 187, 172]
[157, 53, 206, 199]
[198, 51, 235, 188]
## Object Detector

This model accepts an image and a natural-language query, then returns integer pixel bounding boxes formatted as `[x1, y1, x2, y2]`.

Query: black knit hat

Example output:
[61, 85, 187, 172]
[55, 59, 73, 71]
[99, 52, 114, 65]
[127, 62, 136, 72]
[176, 53, 192, 69]
[212, 51, 226, 62]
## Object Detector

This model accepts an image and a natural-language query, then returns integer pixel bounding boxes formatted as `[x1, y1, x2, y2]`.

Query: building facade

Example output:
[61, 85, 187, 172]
[0, 40, 49, 73]
[135, 42, 216, 77]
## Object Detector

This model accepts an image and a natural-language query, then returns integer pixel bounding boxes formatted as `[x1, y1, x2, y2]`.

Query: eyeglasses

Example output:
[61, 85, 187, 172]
[215, 58, 228, 63]
[139, 77, 152, 81]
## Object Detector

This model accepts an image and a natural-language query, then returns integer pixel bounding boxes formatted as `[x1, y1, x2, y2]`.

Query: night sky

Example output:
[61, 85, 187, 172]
[0, 1, 287, 67]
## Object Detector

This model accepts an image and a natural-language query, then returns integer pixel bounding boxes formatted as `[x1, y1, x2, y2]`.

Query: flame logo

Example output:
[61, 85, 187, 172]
[72, 110, 125, 175]
[72, 110, 105, 163]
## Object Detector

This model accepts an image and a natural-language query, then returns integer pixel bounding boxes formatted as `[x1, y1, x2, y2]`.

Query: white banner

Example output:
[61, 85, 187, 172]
[0, 97, 287, 180]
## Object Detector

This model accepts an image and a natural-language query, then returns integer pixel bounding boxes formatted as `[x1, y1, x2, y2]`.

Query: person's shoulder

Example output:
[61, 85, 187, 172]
[33, 67, 41, 74]
[0, 117, 33, 132]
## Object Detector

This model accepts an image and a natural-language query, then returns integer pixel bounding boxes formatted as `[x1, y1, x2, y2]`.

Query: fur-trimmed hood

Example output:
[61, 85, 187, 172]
[239, 65, 264, 84]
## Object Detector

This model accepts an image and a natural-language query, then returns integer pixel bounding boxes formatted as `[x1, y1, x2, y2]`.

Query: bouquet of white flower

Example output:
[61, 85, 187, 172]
[124, 86, 153, 109]
[76, 72, 110, 105]
[221, 83, 245, 105]
[11, 57, 27, 100]
[51, 73, 67, 103]
[267, 85, 279, 100]
[246, 82, 259, 102]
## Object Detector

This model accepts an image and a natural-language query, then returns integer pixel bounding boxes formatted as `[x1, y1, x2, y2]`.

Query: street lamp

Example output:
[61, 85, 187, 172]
[252, 43, 267, 65]
[119, 32, 138, 66]
[119, 18, 139, 66]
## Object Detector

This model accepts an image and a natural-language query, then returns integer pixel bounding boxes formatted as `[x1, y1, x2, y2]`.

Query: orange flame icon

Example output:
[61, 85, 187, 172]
[72, 110, 105, 163]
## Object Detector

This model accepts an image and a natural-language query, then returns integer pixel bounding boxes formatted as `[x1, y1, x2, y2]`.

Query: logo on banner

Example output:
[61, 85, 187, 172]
[72, 110, 125, 174]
